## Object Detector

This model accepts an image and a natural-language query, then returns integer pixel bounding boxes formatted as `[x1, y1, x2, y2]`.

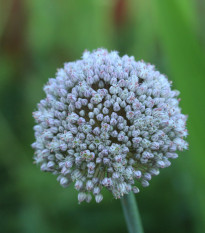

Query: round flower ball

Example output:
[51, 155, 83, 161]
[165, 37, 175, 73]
[32, 48, 188, 203]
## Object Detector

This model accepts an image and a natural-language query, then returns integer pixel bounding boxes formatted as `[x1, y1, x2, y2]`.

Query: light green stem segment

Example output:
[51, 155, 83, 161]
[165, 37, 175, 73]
[121, 192, 144, 233]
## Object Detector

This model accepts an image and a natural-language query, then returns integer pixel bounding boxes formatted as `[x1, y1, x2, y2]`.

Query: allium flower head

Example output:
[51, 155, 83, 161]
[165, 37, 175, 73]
[32, 48, 188, 203]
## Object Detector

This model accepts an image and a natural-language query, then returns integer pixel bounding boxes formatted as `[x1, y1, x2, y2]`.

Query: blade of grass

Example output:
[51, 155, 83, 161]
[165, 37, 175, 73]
[151, 1, 205, 231]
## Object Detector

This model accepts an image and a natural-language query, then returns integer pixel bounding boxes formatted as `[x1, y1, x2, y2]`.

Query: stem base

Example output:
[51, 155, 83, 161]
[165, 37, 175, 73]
[121, 192, 144, 233]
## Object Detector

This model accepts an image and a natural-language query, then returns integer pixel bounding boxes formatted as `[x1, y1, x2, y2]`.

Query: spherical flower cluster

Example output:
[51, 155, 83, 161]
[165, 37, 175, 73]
[32, 48, 188, 203]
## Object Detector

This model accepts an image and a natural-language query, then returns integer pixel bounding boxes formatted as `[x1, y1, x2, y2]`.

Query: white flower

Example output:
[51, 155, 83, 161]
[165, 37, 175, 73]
[32, 48, 188, 203]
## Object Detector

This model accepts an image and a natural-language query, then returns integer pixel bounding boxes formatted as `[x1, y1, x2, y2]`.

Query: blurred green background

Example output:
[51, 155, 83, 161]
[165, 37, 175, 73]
[0, 0, 205, 232]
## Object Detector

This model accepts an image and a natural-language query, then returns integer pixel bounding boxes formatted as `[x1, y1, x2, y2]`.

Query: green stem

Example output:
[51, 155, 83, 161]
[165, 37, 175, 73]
[121, 192, 144, 233]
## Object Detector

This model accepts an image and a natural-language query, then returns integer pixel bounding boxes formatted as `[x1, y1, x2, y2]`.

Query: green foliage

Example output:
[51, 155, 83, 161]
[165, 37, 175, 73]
[0, 0, 205, 232]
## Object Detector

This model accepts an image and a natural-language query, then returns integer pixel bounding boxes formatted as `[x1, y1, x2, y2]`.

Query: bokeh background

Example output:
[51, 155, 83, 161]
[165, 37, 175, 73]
[1, 0, 205, 232]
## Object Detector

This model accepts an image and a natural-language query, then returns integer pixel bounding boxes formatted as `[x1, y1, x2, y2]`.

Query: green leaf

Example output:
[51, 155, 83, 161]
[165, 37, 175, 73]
[151, 0, 205, 231]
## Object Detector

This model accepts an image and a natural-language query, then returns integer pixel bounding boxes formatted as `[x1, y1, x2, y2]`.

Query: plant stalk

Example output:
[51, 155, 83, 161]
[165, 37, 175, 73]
[121, 192, 144, 233]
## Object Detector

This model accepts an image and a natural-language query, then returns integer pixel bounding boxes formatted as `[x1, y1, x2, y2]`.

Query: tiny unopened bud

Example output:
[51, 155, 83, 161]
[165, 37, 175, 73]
[86, 194, 92, 203]
[78, 192, 87, 203]
[133, 186, 140, 193]
[141, 180, 149, 187]
[86, 180, 94, 191]
[93, 187, 100, 195]
[134, 170, 142, 179]
[95, 194, 103, 203]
